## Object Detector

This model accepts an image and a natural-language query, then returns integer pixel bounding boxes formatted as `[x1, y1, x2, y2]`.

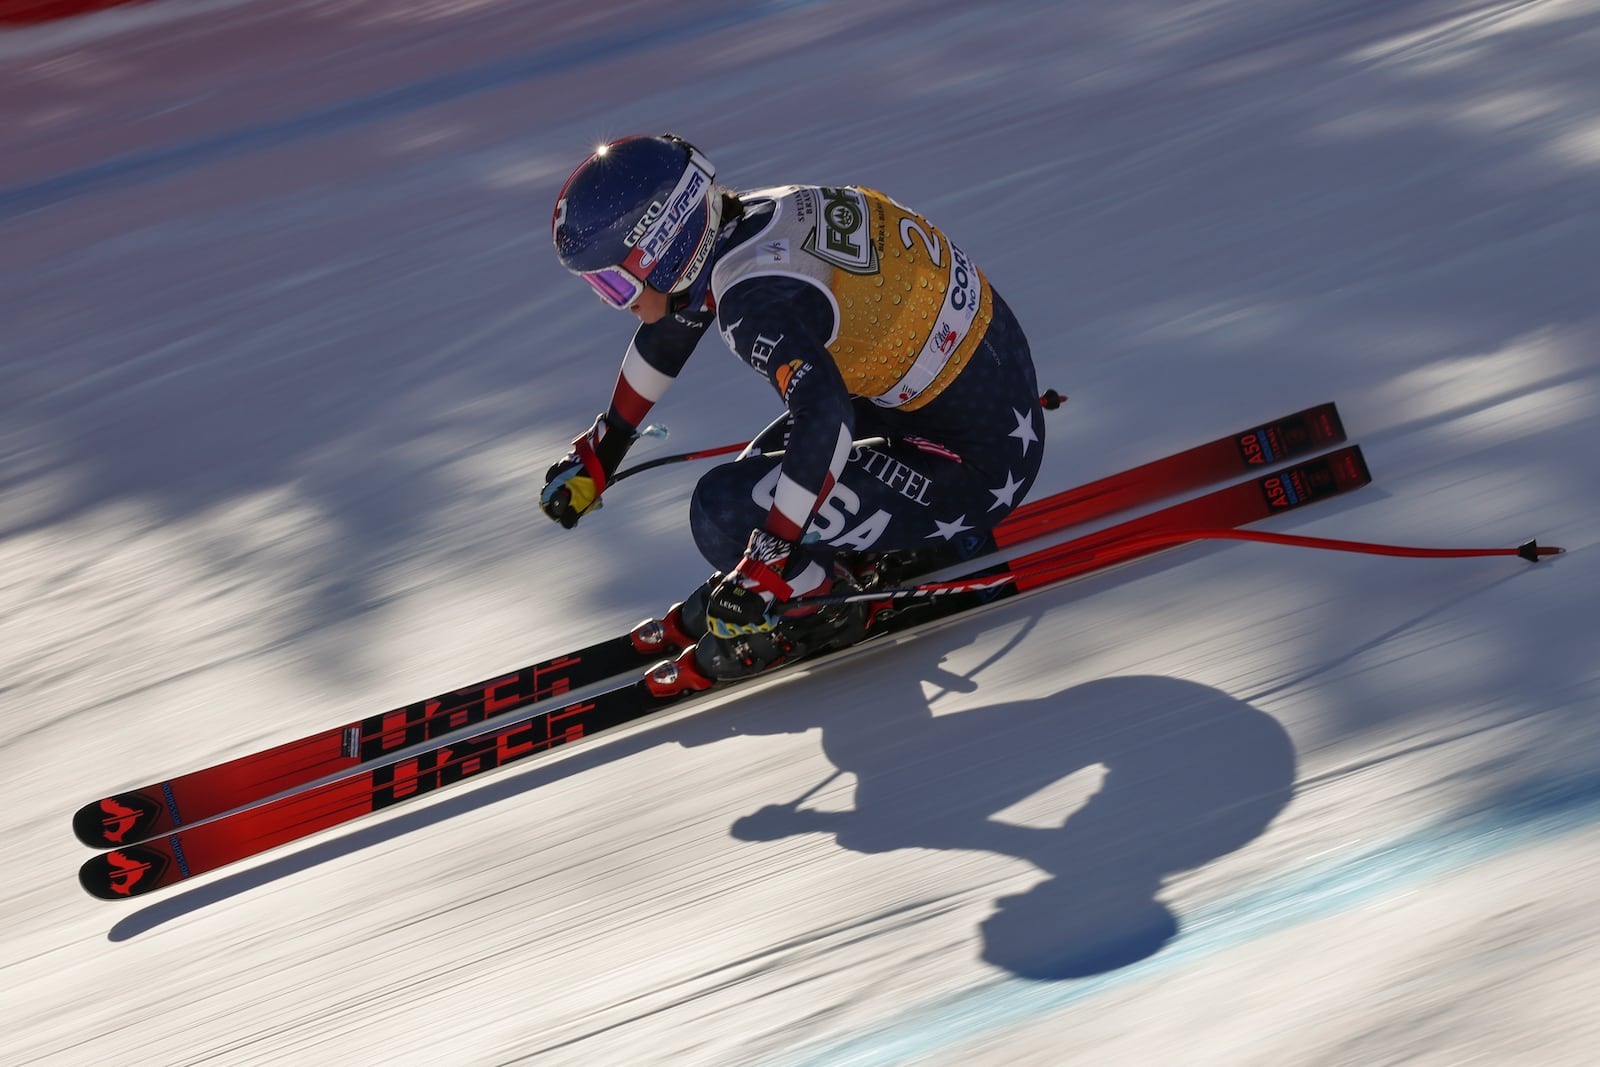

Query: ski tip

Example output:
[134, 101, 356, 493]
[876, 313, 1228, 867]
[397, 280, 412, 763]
[71, 803, 108, 848]
[72, 792, 164, 849]
[1517, 539, 1563, 562]
[79, 845, 172, 901]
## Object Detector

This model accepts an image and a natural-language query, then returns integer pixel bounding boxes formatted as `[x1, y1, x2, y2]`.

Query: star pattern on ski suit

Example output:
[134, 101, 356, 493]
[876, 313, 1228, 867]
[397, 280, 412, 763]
[928, 514, 974, 541]
[988, 471, 1025, 512]
[1008, 407, 1039, 453]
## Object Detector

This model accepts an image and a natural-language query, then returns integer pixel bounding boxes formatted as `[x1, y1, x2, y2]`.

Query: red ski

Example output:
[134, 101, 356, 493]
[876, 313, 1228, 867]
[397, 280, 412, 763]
[73, 402, 1345, 851]
[80, 444, 1371, 900]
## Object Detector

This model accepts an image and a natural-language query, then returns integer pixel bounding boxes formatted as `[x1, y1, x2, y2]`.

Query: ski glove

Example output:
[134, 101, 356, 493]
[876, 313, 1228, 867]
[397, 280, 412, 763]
[540, 414, 628, 529]
[706, 530, 828, 638]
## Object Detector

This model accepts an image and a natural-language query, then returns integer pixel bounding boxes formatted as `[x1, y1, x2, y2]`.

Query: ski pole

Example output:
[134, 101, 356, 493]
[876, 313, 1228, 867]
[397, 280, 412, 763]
[781, 529, 1564, 608]
[610, 438, 751, 484]
[612, 437, 889, 485]
[611, 390, 1068, 485]
[1105, 528, 1564, 563]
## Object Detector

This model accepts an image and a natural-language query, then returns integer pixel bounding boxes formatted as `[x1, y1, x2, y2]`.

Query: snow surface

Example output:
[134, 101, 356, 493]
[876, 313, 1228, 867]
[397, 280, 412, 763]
[4, 0, 1599, 1063]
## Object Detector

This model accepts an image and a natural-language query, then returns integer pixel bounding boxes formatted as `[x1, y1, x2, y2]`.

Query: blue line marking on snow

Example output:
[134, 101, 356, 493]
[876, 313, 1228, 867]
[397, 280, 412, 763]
[771, 773, 1600, 1067]
[0, 1, 820, 221]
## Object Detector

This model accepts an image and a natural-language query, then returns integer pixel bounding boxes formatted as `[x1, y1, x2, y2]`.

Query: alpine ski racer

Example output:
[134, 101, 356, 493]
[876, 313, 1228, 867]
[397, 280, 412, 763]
[542, 134, 1047, 680]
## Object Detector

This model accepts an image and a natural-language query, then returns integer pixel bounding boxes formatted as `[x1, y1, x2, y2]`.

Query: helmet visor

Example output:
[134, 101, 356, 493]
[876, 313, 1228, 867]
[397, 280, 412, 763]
[580, 266, 646, 309]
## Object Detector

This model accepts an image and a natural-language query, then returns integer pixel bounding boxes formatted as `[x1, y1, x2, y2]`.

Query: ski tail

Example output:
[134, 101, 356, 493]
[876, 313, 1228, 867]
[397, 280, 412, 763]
[787, 446, 1373, 607]
[1009, 444, 1371, 589]
[996, 401, 1345, 546]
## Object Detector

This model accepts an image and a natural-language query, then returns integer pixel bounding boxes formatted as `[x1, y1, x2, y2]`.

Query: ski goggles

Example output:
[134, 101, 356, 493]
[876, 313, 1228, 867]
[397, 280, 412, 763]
[579, 265, 649, 309]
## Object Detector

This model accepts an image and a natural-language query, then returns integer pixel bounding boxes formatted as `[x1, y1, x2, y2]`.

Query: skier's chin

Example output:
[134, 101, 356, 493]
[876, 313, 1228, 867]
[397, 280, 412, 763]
[629, 287, 671, 324]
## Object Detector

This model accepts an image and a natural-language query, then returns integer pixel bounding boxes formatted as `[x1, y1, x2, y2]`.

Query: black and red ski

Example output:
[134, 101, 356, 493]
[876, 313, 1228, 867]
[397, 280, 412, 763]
[72, 402, 1345, 852]
[80, 444, 1371, 900]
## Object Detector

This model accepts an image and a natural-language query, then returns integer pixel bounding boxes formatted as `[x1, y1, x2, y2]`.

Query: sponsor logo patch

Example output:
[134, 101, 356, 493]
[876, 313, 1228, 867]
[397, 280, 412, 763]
[94, 794, 161, 846]
[749, 331, 784, 373]
[802, 187, 878, 274]
[625, 200, 666, 248]
[774, 358, 810, 400]
[633, 163, 711, 270]
[102, 846, 170, 897]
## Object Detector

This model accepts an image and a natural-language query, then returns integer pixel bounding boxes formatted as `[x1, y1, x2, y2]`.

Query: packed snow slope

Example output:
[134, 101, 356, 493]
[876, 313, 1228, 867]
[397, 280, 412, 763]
[4, 1, 1598, 1063]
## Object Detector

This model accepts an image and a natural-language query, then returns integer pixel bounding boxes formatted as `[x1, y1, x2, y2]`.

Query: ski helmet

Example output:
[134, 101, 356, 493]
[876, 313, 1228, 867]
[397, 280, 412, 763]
[552, 134, 723, 309]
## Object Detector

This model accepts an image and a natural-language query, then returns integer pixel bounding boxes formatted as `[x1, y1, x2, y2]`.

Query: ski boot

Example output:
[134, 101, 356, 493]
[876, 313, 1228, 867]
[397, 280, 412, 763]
[684, 537, 993, 684]
[641, 536, 997, 697]
[680, 557, 868, 683]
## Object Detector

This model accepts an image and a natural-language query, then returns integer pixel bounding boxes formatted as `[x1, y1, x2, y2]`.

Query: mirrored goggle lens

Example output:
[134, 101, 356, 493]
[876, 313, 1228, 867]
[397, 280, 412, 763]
[581, 267, 644, 309]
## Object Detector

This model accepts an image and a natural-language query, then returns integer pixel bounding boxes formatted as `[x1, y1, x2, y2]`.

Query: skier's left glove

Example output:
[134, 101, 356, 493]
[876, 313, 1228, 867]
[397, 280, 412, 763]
[706, 530, 804, 638]
[540, 414, 629, 529]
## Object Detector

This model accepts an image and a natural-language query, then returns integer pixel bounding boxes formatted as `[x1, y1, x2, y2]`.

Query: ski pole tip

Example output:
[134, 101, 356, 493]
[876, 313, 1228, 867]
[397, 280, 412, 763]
[1516, 539, 1563, 562]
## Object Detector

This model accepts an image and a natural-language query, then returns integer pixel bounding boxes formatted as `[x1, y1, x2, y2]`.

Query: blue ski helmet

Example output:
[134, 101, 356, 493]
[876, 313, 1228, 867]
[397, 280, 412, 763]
[552, 134, 723, 308]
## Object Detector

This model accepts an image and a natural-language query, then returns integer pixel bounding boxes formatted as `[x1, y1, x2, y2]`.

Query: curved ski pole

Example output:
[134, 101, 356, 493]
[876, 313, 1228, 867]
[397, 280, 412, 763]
[611, 390, 1067, 485]
[611, 437, 891, 485]
[1151, 528, 1563, 562]
[783, 529, 1564, 608]
[610, 439, 751, 484]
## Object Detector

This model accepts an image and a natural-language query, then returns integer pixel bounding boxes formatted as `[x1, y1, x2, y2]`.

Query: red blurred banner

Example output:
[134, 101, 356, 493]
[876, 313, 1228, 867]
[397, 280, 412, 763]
[1, 0, 153, 24]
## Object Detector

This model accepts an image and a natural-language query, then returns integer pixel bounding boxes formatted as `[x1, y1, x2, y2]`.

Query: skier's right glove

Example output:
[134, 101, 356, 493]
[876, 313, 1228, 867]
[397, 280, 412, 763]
[540, 414, 627, 529]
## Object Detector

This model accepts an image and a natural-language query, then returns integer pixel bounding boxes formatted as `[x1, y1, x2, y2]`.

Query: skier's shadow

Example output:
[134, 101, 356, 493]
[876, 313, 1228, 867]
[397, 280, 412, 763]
[103, 605, 1294, 960]
[676, 624, 1297, 980]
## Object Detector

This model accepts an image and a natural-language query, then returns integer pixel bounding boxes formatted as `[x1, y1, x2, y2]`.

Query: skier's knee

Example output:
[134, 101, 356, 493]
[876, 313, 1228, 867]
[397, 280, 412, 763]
[689, 471, 753, 570]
